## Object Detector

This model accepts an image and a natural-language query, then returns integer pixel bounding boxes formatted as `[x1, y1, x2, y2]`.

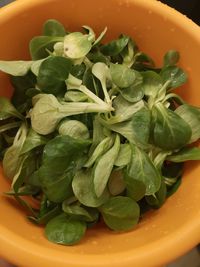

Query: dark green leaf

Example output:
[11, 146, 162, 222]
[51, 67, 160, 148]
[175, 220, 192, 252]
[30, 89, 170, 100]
[175, 104, 200, 143]
[87, 51, 108, 64]
[37, 56, 72, 95]
[100, 196, 140, 231]
[163, 50, 180, 67]
[45, 213, 86, 245]
[29, 205, 61, 225]
[39, 135, 90, 203]
[93, 134, 120, 197]
[152, 103, 192, 150]
[120, 72, 144, 103]
[100, 35, 129, 56]
[167, 178, 182, 197]
[141, 71, 162, 97]
[167, 147, 200, 162]
[20, 129, 48, 154]
[114, 143, 131, 167]
[0, 97, 24, 120]
[62, 202, 99, 222]
[133, 52, 155, 71]
[72, 169, 109, 207]
[108, 170, 126, 196]
[12, 152, 37, 192]
[146, 179, 167, 208]
[43, 19, 66, 37]
[70, 64, 86, 79]
[127, 144, 161, 195]
[6, 184, 40, 196]
[30, 36, 63, 60]
[160, 66, 187, 89]
[110, 63, 136, 88]
[11, 71, 36, 112]
[124, 173, 146, 201]
[101, 106, 151, 147]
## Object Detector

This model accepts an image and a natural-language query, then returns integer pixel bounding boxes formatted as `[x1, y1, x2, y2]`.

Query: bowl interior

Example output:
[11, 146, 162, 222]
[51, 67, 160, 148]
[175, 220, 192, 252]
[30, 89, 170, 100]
[0, 1, 200, 267]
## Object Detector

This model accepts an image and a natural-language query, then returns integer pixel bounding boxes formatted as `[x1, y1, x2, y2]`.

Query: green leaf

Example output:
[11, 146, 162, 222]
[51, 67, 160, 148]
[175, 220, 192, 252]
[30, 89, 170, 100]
[0, 60, 33, 76]
[100, 196, 140, 231]
[120, 72, 144, 103]
[0, 121, 21, 134]
[58, 120, 89, 139]
[42, 135, 90, 163]
[45, 213, 86, 245]
[64, 32, 92, 59]
[107, 96, 144, 124]
[72, 169, 109, 207]
[160, 66, 187, 89]
[70, 63, 86, 79]
[133, 52, 155, 71]
[93, 135, 120, 197]
[84, 136, 113, 168]
[114, 143, 131, 167]
[141, 71, 162, 97]
[39, 135, 90, 203]
[100, 35, 129, 56]
[62, 202, 99, 222]
[3, 124, 27, 179]
[146, 179, 167, 208]
[167, 178, 182, 197]
[29, 205, 61, 225]
[12, 152, 38, 192]
[108, 170, 126, 196]
[20, 129, 48, 154]
[6, 184, 40, 196]
[30, 36, 63, 60]
[127, 144, 161, 195]
[110, 63, 136, 88]
[39, 160, 74, 203]
[37, 56, 72, 95]
[11, 71, 36, 112]
[101, 106, 151, 147]
[124, 173, 146, 201]
[152, 103, 192, 150]
[31, 58, 46, 76]
[0, 97, 24, 120]
[163, 50, 180, 67]
[43, 19, 66, 37]
[175, 104, 200, 143]
[167, 147, 200, 162]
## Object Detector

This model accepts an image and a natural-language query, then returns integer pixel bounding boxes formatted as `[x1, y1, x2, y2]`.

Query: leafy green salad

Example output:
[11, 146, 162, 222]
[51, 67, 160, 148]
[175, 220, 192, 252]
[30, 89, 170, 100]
[0, 19, 200, 245]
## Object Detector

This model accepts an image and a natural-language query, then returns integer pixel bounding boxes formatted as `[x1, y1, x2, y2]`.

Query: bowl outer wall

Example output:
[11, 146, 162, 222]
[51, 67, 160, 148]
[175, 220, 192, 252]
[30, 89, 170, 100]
[0, 0, 200, 267]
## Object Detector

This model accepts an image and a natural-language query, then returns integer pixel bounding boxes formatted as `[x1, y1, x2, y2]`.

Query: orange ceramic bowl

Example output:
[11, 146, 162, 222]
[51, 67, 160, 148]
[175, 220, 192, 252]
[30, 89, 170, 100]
[0, 1, 200, 267]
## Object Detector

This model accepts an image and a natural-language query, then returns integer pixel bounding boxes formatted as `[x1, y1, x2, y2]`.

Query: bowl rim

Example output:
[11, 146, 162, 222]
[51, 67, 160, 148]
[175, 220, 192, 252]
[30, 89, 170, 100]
[0, 0, 200, 266]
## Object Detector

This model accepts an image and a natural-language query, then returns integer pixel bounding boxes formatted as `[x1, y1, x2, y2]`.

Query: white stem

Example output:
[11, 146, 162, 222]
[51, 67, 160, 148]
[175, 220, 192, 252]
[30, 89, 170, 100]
[78, 85, 106, 106]
[102, 80, 112, 105]
[60, 102, 114, 116]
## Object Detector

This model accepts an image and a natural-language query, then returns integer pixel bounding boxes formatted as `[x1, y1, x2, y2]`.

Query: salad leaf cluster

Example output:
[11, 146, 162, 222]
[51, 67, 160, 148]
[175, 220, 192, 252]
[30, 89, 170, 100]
[0, 19, 200, 245]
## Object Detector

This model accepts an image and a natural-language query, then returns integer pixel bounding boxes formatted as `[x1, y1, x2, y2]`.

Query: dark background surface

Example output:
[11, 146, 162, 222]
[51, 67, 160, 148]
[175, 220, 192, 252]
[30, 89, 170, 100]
[160, 0, 200, 25]
[0, 0, 199, 25]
